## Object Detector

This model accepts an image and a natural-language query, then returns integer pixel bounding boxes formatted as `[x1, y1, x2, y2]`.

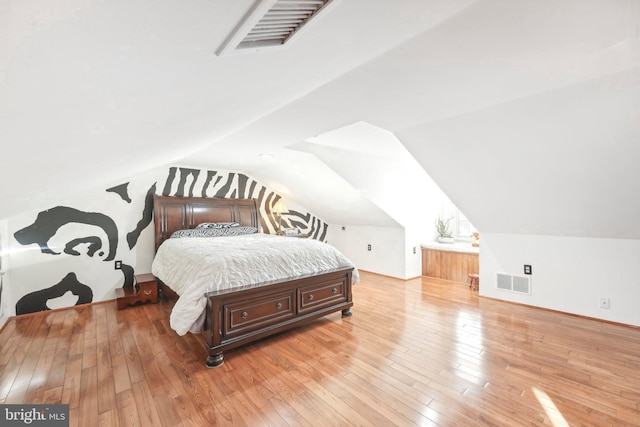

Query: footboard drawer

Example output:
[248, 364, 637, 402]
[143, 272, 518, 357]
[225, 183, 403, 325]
[298, 279, 347, 314]
[223, 290, 296, 338]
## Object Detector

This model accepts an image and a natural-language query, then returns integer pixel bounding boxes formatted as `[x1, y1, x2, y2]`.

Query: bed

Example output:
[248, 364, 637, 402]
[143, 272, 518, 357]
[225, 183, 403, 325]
[151, 195, 356, 367]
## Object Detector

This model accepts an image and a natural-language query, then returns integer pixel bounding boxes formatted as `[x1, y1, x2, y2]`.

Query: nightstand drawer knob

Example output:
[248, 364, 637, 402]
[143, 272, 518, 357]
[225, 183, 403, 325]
[143, 290, 153, 296]
[332, 288, 337, 294]
[308, 294, 314, 301]
[241, 312, 248, 319]
[276, 302, 282, 309]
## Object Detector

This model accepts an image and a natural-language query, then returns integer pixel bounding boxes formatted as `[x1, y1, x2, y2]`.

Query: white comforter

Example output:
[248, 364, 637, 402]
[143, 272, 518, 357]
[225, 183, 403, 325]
[151, 233, 359, 336]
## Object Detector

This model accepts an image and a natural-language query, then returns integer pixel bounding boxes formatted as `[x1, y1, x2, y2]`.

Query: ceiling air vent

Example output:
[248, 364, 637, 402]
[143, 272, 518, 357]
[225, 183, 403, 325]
[217, 0, 335, 55]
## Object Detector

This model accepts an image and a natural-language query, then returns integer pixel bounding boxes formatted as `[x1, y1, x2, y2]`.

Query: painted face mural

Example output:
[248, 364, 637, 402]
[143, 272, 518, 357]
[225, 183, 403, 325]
[11, 167, 327, 315]
[12, 183, 156, 315]
[14, 207, 119, 260]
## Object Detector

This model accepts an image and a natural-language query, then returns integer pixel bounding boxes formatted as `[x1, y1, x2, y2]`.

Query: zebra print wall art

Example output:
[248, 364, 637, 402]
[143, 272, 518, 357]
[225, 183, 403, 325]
[162, 167, 328, 240]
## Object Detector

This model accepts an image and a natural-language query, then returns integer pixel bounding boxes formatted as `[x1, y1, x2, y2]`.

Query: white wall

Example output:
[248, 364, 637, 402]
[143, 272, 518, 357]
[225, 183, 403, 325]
[479, 233, 640, 327]
[405, 225, 429, 279]
[0, 219, 10, 327]
[327, 225, 407, 279]
[292, 123, 444, 280]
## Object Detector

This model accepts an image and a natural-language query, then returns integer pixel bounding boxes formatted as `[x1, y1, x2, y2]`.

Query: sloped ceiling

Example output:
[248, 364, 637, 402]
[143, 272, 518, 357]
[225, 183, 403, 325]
[1, 0, 639, 239]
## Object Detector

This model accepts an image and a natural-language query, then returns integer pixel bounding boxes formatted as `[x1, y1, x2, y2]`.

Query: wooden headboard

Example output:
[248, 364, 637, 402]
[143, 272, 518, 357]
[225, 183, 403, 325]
[153, 195, 259, 250]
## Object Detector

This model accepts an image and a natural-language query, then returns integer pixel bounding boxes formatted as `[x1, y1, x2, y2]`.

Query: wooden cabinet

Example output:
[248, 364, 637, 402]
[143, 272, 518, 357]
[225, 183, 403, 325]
[115, 273, 158, 310]
[422, 247, 478, 283]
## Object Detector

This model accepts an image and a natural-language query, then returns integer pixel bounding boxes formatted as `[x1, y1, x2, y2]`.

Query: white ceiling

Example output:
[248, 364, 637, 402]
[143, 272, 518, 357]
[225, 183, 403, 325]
[1, 0, 639, 239]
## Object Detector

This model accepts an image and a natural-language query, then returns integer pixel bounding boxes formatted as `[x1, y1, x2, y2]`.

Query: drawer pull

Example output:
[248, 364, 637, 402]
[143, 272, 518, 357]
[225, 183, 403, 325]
[308, 294, 314, 301]
[241, 312, 248, 319]
[276, 302, 282, 309]
[143, 290, 153, 296]
[332, 288, 337, 294]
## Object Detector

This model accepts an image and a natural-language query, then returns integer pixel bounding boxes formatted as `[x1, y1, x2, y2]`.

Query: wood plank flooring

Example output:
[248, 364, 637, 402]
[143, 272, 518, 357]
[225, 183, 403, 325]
[1, 272, 639, 426]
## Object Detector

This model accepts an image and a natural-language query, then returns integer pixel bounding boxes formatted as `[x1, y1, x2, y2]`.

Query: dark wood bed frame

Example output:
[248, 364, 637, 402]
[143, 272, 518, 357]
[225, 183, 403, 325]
[153, 195, 354, 368]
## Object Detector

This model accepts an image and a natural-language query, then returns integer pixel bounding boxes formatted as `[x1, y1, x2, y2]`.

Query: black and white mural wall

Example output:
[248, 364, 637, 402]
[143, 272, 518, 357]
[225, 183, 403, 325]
[161, 167, 328, 239]
[10, 169, 159, 316]
[9, 166, 327, 316]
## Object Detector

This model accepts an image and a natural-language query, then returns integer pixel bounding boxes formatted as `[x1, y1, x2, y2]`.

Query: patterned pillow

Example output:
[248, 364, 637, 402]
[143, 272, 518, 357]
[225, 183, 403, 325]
[195, 222, 240, 229]
[170, 226, 257, 239]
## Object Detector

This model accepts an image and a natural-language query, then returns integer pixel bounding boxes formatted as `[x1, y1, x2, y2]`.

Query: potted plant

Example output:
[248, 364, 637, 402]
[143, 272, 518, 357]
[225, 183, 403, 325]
[435, 217, 454, 243]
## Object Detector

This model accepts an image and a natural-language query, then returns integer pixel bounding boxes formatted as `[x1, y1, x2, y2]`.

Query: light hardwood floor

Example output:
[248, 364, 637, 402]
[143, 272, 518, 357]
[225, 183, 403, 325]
[1, 272, 639, 426]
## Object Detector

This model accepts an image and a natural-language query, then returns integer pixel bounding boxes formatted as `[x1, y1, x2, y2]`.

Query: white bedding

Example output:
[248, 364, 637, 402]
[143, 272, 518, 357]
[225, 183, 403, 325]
[151, 233, 359, 336]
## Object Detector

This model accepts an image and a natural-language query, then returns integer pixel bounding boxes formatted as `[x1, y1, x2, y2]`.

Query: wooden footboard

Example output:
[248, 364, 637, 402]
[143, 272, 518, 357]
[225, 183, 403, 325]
[204, 267, 353, 367]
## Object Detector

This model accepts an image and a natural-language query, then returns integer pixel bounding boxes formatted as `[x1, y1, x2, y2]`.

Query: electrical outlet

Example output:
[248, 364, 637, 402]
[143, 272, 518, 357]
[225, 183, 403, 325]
[367, 244, 371, 251]
[600, 297, 610, 309]
[413, 246, 416, 254]
[114, 260, 122, 270]
[524, 264, 532, 275]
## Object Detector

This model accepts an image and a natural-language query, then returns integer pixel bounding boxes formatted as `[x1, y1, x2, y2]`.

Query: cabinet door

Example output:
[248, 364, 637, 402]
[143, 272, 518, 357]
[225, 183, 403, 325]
[298, 279, 347, 315]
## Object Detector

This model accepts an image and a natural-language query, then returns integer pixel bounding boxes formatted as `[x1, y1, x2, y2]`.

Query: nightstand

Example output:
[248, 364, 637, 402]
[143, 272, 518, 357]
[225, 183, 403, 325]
[115, 273, 159, 310]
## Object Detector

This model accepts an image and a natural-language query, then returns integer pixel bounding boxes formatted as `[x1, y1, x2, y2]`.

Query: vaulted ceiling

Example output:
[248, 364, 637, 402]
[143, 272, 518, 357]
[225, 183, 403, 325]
[1, 0, 639, 239]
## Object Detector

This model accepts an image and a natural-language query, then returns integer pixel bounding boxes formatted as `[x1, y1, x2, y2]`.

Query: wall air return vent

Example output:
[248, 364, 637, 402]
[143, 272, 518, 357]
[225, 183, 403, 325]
[496, 273, 531, 295]
[217, 0, 335, 55]
[497, 273, 512, 291]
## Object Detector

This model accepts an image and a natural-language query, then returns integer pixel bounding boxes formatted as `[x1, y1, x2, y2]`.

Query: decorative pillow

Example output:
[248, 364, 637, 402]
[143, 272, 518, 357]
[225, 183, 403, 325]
[195, 222, 240, 229]
[170, 226, 257, 239]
